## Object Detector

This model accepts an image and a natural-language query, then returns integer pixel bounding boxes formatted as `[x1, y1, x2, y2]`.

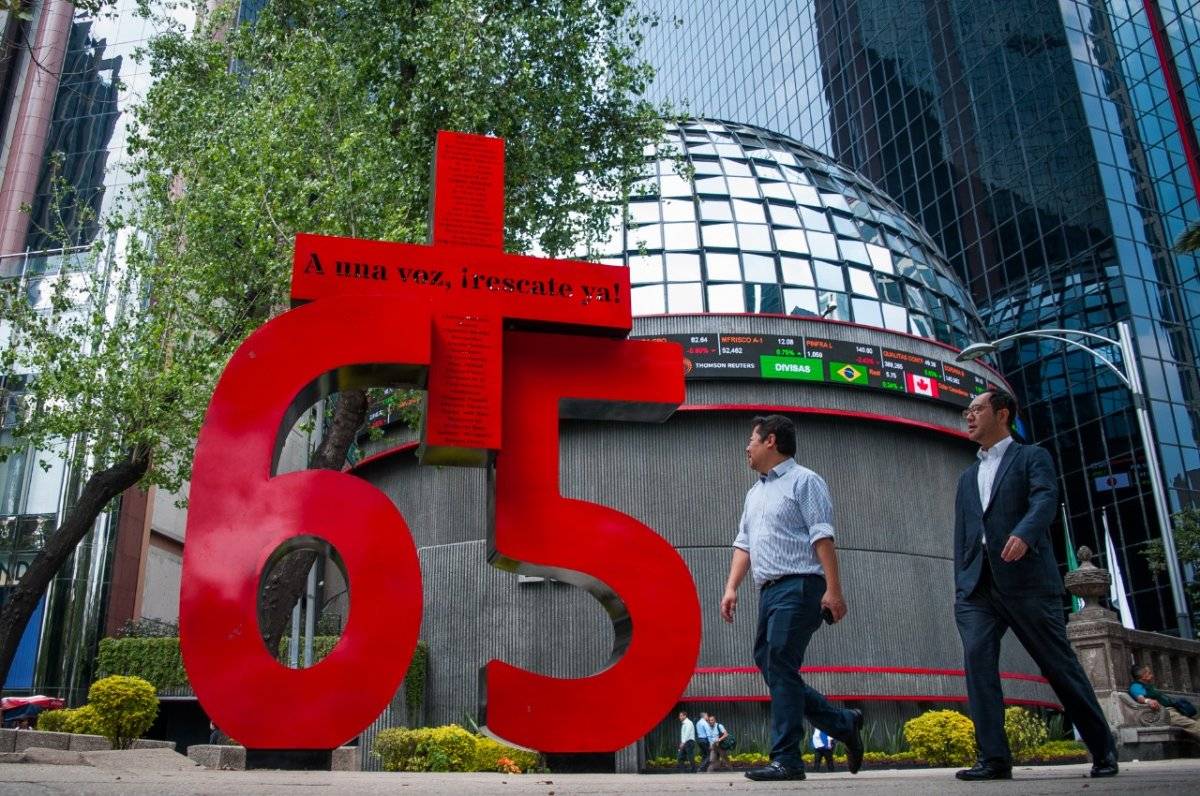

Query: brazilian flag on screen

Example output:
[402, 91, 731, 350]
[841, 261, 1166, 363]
[830, 361, 868, 386]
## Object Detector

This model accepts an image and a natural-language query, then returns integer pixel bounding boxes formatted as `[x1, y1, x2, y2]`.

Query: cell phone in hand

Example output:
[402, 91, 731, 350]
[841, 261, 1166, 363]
[821, 606, 835, 625]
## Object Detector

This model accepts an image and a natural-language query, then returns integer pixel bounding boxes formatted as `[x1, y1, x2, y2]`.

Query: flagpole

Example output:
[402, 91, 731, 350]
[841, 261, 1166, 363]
[1062, 503, 1081, 612]
[1102, 508, 1135, 629]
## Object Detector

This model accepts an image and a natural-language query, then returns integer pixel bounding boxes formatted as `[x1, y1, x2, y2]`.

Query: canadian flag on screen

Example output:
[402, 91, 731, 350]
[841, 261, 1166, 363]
[906, 372, 940, 398]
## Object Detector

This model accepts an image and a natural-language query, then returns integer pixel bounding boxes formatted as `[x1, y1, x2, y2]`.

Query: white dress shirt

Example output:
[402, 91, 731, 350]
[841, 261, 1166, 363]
[732, 458, 835, 588]
[976, 435, 1014, 544]
[680, 718, 696, 744]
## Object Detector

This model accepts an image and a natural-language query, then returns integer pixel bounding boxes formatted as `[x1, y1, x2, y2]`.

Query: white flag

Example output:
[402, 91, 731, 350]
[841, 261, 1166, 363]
[1103, 519, 1135, 629]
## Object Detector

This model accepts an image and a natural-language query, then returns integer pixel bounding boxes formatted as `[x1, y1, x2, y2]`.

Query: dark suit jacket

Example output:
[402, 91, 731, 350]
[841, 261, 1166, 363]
[954, 440, 1062, 600]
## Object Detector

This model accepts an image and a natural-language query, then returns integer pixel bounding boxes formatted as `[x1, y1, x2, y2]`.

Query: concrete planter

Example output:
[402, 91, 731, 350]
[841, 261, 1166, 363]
[186, 744, 360, 771]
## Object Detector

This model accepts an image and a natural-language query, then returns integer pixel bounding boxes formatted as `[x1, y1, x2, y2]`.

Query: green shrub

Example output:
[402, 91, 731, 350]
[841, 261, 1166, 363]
[373, 725, 537, 773]
[1024, 740, 1087, 761]
[35, 708, 70, 733]
[1004, 707, 1048, 759]
[63, 705, 104, 736]
[903, 709, 976, 767]
[404, 641, 428, 720]
[276, 635, 341, 664]
[87, 675, 159, 749]
[474, 736, 537, 773]
[35, 705, 102, 735]
[374, 725, 478, 772]
[96, 637, 187, 691]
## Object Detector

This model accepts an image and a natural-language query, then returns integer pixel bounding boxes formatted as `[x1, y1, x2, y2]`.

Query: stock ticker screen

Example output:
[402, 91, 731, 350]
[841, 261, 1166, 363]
[632, 332, 999, 410]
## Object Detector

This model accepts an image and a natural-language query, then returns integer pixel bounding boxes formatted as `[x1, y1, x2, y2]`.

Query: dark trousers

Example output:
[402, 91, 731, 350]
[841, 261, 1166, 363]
[675, 739, 696, 772]
[696, 740, 710, 770]
[754, 574, 856, 769]
[812, 746, 834, 771]
[955, 561, 1115, 765]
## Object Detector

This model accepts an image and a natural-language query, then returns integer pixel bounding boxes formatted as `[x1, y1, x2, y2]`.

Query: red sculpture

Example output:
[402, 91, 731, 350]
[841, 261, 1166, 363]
[180, 132, 698, 753]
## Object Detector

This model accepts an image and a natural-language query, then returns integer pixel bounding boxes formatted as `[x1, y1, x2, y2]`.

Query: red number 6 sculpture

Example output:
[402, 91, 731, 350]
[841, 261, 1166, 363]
[180, 295, 428, 750]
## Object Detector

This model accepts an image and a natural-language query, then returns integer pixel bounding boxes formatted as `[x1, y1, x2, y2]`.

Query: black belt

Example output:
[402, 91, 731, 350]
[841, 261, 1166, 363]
[760, 573, 818, 590]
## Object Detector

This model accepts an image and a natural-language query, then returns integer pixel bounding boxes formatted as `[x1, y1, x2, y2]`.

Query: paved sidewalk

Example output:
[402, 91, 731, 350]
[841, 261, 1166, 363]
[2, 756, 1200, 795]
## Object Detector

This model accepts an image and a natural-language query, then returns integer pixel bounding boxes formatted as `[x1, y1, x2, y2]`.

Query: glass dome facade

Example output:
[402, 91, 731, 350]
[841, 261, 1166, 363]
[596, 119, 986, 348]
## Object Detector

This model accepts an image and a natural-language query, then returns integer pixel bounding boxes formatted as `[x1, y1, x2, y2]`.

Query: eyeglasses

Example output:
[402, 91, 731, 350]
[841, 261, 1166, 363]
[961, 406, 989, 419]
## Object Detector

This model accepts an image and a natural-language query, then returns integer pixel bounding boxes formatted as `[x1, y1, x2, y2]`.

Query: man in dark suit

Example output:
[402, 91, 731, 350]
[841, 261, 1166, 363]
[953, 390, 1118, 780]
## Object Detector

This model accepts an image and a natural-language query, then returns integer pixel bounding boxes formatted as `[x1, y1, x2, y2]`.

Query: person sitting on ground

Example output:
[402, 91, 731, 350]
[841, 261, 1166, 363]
[1129, 664, 1200, 744]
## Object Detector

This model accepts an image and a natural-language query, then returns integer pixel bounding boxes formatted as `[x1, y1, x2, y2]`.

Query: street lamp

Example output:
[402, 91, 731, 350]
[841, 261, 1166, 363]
[956, 321, 1194, 639]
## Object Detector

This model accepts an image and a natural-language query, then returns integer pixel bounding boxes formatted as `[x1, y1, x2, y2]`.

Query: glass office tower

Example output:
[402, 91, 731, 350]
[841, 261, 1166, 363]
[639, 0, 1200, 632]
[0, 0, 195, 698]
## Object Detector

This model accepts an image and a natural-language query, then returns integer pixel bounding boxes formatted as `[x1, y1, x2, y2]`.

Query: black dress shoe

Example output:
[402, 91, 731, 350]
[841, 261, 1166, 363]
[845, 708, 865, 774]
[1090, 754, 1119, 778]
[955, 761, 1013, 781]
[745, 761, 806, 781]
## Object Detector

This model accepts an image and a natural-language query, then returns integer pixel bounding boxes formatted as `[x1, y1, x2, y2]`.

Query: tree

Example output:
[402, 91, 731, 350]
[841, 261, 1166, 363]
[0, 0, 666, 687]
[1176, 222, 1200, 253]
[1144, 507, 1200, 622]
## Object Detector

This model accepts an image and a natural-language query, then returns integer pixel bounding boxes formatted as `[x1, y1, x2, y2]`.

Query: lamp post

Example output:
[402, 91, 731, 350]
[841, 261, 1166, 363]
[956, 321, 1194, 640]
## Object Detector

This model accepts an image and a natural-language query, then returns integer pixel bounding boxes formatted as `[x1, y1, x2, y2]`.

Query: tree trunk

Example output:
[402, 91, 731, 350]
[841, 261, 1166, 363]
[258, 389, 367, 660]
[0, 446, 150, 691]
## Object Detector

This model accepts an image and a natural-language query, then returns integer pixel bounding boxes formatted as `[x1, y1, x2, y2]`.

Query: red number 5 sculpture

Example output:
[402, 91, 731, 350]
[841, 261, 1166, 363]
[180, 132, 700, 754]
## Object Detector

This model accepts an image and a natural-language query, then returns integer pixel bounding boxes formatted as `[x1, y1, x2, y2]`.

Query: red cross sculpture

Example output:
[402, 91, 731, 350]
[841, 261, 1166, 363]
[180, 132, 702, 754]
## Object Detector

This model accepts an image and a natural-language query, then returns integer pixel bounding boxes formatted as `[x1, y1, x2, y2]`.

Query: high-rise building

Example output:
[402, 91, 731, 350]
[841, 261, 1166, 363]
[0, 0, 198, 700]
[638, 0, 1200, 633]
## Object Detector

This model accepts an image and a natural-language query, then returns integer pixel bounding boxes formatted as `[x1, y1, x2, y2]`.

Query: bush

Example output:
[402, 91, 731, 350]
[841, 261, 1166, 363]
[374, 725, 478, 772]
[87, 675, 159, 749]
[35, 705, 103, 735]
[903, 709, 976, 767]
[1024, 740, 1087, 761]
[475, 736, 537, 773]
[96, 637, 187, 691]
[1004, 707, 1048, 759]
[35, 708, 70, 733]
[65, 704, 104, 735]
[373, 725, 537, 773]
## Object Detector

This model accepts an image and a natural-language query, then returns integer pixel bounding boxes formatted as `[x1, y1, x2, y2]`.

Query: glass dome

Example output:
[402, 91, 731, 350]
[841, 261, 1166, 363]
[594, 118, 986, 348]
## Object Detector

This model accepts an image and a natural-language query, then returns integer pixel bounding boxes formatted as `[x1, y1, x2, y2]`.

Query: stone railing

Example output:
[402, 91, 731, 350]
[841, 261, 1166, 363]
[1065, 547, 1200, 736]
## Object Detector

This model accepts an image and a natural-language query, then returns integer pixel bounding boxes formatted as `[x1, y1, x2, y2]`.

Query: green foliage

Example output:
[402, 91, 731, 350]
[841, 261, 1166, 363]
[97, 637, 187, 691]
[903, 709, 977, 767]
[404, 641, 429, 720]
[45, 704, 105, 736]
[276, 635, 340, 664]
[1, 0, 667, 525]
[373, 725, 476, 772]
[474, 736, 538, 773]
[862, 716, 908, 755]
[648, 729, 1085, 771]
[35, 708, 71, 733]
[372, 724, 537, 773]
[87, 675, 160, 750]
[1024, 740, 1087, 760]
[1177, 222, 1200, 253]
[1003, 707, 1048, 759]
[1145, 508, 1200, 614]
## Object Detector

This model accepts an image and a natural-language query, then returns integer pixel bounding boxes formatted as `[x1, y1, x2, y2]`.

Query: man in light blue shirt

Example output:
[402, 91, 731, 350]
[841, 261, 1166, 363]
[721, 415, 863, 782]
[694, 711, 713, 771]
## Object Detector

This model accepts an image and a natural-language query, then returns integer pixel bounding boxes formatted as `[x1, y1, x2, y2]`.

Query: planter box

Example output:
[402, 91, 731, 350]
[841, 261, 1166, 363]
[14, 730, 71, 752]
[187, 744, 359, 771]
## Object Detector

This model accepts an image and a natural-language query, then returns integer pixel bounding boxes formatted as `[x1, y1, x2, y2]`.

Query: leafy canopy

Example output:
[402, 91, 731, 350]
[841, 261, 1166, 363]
[3, 0, 665, 491]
